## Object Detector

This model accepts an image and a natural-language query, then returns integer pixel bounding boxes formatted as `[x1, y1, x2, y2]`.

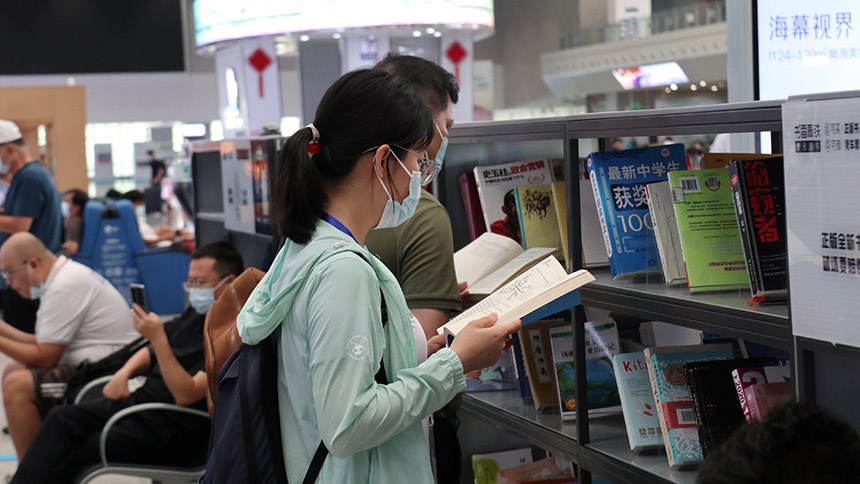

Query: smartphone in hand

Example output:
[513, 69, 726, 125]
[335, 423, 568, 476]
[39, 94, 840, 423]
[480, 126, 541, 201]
[129, 283, 148, 313]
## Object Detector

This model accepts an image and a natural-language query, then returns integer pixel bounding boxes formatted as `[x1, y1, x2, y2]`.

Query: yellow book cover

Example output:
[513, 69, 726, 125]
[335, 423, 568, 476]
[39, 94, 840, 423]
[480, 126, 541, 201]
[515, 184, 563, 254]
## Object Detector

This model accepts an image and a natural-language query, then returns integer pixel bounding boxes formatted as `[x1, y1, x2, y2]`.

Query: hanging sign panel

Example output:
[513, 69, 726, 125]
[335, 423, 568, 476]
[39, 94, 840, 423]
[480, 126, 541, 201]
[783, 92, 860, 347]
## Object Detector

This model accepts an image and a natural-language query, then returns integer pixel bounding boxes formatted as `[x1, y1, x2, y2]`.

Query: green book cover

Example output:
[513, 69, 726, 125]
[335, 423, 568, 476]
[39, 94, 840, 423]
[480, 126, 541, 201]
[514, 185, 563, 255]
[668, 169, 749, 292]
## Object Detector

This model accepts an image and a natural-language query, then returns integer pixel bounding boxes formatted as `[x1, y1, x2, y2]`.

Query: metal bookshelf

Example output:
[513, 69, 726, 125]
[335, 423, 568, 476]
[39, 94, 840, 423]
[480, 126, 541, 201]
[446, 101, 789, 484]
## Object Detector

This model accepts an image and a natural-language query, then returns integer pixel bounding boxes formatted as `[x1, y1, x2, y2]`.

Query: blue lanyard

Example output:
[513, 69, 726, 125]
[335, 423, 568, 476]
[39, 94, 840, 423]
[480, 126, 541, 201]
[321, 213, 358, 243]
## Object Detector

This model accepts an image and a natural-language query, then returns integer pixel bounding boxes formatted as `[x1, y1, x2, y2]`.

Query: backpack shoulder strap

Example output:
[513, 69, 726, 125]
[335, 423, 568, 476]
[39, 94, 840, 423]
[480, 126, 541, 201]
[301, 250, 389, 483]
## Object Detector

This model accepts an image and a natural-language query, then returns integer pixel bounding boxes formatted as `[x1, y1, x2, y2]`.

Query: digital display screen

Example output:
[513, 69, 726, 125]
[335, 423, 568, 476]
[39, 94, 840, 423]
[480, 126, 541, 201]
[756, 0, 860, 100]
[612, 62, 689, 90]
[193, 0, 494, 47]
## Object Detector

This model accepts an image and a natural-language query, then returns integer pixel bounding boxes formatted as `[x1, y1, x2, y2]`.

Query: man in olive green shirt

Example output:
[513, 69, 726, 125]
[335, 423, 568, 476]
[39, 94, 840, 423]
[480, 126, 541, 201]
[365, 190, 461, 338]
[366, 54, 461, 340]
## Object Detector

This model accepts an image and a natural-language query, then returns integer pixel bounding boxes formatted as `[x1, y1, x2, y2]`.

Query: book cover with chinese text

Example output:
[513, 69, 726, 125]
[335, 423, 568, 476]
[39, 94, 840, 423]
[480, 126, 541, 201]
[668, 168, 750, 292]
[550, 321, 621, 420]
[729, 157, 787, 300]
[587, 144, 687, 278]
[613, 351, 663, 451]
[519, 320, 571, 411]
[644, 344, 733, 469]
[474, 159, 555, 240]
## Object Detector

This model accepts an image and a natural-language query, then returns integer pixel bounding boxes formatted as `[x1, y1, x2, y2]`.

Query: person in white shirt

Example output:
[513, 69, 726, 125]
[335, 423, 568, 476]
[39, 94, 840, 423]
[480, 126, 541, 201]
[0, 232, 137, 457]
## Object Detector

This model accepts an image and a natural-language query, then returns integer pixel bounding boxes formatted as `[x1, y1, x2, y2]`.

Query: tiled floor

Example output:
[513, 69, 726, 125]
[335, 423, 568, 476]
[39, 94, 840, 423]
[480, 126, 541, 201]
[0, 352, 151, 484]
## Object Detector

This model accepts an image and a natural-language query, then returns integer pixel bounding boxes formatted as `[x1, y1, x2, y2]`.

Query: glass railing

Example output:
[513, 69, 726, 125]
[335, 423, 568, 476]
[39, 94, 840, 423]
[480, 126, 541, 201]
[561, 0, 726, 49]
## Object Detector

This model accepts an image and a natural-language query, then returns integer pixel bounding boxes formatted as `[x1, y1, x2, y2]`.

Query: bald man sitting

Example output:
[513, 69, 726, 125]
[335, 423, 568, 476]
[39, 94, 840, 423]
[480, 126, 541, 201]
[0, 233, 138, 457]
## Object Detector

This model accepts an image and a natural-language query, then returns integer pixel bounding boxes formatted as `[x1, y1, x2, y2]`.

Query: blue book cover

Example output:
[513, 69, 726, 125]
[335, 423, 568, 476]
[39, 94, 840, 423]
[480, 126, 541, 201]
[644, 344, 733, 468]
[613, 351, 663, 451]
[587, 144, 687, 278]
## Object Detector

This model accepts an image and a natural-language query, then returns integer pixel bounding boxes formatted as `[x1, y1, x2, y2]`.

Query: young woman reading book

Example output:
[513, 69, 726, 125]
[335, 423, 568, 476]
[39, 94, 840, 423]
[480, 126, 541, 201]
[235, 69, 521, 483]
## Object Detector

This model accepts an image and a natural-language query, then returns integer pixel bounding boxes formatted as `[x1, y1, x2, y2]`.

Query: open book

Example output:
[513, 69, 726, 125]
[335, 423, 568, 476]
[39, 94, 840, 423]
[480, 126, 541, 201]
[440, 256, 595, 339]
[454, 232, 559, 301]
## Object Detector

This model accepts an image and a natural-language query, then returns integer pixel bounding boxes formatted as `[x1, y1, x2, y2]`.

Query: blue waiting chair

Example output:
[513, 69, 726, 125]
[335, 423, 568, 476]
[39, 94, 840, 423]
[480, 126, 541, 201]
[74, 199, 190, 315]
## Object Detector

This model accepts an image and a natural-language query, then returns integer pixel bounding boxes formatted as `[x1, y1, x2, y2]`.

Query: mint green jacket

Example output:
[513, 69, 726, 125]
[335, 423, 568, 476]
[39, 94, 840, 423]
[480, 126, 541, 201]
[237, 220, 466, 483]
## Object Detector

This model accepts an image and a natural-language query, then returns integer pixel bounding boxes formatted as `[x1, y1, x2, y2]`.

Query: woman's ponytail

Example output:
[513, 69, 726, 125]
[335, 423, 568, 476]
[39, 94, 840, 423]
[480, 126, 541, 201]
[275, 127, 326, 244]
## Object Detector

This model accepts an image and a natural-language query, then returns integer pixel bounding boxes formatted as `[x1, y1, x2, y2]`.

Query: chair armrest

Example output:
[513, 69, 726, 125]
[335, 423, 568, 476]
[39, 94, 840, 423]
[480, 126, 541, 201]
[74, 376, 115, 405]
[99, 403, 209, 467]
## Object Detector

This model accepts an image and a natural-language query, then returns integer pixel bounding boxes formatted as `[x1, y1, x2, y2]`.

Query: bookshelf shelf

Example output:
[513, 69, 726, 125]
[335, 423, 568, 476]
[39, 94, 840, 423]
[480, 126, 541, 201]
[461, 392, 699, 484]
[579, 269, 791, 350]
[444, 101, 802, 484]
[195, 211, 225, 223]
[582, 415, 698, 484]
[460, 391, 578, 462]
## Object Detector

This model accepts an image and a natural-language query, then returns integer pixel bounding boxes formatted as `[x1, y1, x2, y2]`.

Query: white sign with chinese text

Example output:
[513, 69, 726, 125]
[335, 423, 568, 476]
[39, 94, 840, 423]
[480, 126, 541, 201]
[758, 0, 860, 100]
[783, 93, 860, 348]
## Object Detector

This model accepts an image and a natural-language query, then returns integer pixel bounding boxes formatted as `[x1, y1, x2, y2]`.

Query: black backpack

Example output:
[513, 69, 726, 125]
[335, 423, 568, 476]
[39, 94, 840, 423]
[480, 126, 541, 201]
[203, 291, 388, 484]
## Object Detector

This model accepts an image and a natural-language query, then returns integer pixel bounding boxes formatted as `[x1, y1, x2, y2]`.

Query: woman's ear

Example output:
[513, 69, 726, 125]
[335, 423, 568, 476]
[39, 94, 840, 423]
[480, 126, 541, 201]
[372, 144, 392, 179]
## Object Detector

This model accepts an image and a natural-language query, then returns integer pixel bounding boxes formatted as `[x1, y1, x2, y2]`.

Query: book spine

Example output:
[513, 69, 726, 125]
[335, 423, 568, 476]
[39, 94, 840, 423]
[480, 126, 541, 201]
[750, 160, 788, 294]
[729, 162, 759, 297]
[646, 184, 671, 285]
[732, 369, 754, 423]
[588, 159, 615, 275]
[514, 187, 528, 249]
[685, 370, 712, 457]
[510, 332, 532, 401]
[473, 166, 492, 233]
[459, 172, 484, 240]
[744, 385, 762, 422]
[645, 350, 676, 465]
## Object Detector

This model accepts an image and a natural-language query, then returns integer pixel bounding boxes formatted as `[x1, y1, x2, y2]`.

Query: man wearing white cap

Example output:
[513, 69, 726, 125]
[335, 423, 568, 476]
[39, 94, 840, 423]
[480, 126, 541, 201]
[0, 120, 63, 333]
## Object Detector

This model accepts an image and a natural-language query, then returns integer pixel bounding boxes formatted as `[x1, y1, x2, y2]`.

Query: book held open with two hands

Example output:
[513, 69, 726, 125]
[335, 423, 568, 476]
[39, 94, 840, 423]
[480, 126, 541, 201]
[440, 255, 595, 339]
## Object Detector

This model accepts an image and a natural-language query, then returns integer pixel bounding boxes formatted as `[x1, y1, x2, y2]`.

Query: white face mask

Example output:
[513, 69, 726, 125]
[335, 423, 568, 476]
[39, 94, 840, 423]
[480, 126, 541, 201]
[374, 152, 422, 229]
[187, 276, 228, 314]
[61, 201, 70, 218]
[135, 205, 146, 219]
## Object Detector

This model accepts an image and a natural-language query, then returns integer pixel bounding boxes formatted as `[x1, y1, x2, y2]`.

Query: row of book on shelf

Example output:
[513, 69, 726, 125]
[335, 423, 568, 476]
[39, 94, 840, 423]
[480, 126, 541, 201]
[456, 145, 788, 302]
[438, 145, 792, 479]
[466, 315, 791, 473]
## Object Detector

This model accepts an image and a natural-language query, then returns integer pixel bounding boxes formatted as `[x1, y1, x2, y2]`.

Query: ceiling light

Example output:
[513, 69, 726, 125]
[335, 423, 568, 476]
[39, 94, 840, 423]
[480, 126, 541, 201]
[665, 87, 672, 94]
[426, 27, 436, 34]
[711, 85, 719, 92]
[670, 83, 678, 91]
[699, 80, 707, 87]
[332, 33, 342, 40]
[299, 35, 310, 42]
[691, 85, 698, 91]
[412, 30, 422, 37]
[433, 31, 442, 37]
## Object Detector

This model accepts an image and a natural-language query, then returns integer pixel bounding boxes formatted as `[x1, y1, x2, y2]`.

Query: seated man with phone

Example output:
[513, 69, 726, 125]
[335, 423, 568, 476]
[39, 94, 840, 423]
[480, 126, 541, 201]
[0, 232, 138, 458]
[10, 241, 244, 483]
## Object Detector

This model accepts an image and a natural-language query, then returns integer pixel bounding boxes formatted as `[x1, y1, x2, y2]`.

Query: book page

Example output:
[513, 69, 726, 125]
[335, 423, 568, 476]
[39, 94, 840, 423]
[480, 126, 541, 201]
[454, 232, 524, 286]
[467, 247, 559, 296]
[443, 256, 570, 336]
